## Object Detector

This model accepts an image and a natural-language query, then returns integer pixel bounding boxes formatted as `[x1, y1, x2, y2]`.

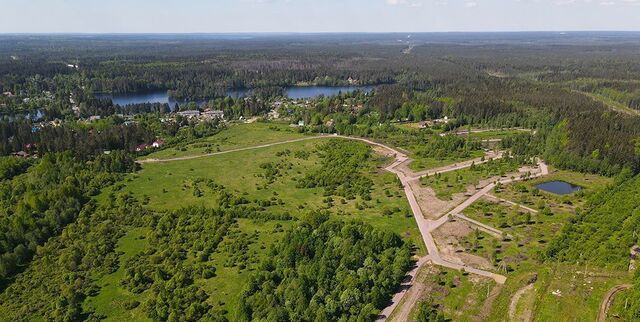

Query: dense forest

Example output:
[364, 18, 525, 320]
[1, 33, 640, 320]
[239, 213, 412, 321]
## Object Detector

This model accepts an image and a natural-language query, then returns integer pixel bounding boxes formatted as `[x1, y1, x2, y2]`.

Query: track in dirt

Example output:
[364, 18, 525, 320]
[597, 284, 632, 322]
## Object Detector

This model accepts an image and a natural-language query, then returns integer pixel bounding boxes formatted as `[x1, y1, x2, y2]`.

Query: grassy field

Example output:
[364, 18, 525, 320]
[406, 266, 497, 322]
[147, 122, 308, 159]
[89, 127, 425, 319]
[419, 158, 521, 200]
[84, 228, 152, 321]
[486, 263, 630, 322]
[492, 166, 612, 213]
[408, 149, 486, 172]
[455, 167, 627, 321]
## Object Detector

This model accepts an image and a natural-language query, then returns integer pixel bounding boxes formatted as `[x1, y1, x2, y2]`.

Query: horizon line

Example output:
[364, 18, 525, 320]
[2, 30, 640, 35]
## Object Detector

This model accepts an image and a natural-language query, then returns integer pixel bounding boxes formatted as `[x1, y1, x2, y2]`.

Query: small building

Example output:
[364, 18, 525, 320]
[136, 144, 148, 152]
[152, 139, 165, 148]
[88, 115, 101, 122]
[418, 121, 428, 129]
[3, 92, 13, 97]
[177, 110, 201, 118]
[267, 109, 280, 119]
[298, 120, 305, 127]
[12, 151, 29, 158]
[202, 110, 224, 119]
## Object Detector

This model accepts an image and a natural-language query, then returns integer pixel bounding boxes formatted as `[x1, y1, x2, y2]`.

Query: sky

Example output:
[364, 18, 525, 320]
[1, 0, 640, 33]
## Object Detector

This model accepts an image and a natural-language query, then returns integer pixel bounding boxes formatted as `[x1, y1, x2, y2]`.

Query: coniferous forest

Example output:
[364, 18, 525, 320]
[1, 33, 640, 321]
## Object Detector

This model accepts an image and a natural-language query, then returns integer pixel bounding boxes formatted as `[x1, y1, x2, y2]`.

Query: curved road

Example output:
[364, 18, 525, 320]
[597, 284, 632, 322]
[138, 134, 549, 320]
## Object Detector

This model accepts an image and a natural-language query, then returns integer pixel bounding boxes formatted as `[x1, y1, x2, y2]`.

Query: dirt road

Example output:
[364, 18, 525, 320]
[137, 136, 326, 164]
[597, 284, 632, 322]
[138, 134, 549, 320]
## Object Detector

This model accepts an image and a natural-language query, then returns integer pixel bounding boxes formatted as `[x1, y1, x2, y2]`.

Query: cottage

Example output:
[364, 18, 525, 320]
[152, 139, 165, 148]
[418, 121, 428, 129]
[267, 109, 280, 119]
[12, 151, 29, 158]
[177, 110, 201, 118]
[202, 110, 224, 119]
[136, 144, 148, 152]
[3, 92, 13, 97]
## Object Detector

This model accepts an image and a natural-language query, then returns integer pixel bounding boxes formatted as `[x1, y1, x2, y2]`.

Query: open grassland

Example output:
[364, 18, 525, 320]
[90, 129, 424, 318]
[408, 149, 486, 172]
[492, 166, 612, 212]
[407, 266, 497, 322]
[84, 228, 152, 321]
[487, 264, 630, 322]
[147, 122, 307, 159]
[419, 158, 521, 200]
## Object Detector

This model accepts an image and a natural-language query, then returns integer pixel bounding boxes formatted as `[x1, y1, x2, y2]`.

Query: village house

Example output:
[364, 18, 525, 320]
[202, 109, 224, 119]
[267, 109, 280, 119]
[136, 144, 148, 152]
[12, 151, 29, 158]
[152, 139, 165, 148]
[3, 91, 13, 97]
[177, 110, 201, 118]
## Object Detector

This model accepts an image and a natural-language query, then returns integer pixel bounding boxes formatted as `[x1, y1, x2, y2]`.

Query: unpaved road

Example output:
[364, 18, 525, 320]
[597, 284, 632, 322]
[137, 136, 325, 164]
[138, 134, 550, 321]
[509, 283, 535, 322]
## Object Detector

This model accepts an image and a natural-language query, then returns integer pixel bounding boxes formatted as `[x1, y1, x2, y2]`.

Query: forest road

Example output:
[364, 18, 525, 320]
[597, 284, 632, 322]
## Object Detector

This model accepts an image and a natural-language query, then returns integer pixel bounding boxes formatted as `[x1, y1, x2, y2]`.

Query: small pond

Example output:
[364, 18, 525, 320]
[535, 181, 582, 195]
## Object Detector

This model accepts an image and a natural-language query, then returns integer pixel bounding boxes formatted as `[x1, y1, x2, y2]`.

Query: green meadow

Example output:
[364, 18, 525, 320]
[88, 123, 425, 317]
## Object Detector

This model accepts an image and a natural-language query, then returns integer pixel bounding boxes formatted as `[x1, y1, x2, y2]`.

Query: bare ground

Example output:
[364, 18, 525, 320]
[433, 220, 495, 271]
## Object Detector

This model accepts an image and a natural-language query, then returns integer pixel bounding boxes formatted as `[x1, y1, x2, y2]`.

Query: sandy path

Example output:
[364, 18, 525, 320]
[139, 134, 550, 321]
[597, 284, 632, 322]
[509, 283, 535, 322]
[137, 136, 325, 164]
[485, 194, 539, 213]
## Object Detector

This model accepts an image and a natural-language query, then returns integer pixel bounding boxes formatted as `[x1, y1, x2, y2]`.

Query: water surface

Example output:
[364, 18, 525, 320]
[535, 181, 582, 195]
[100, 85, 374, 106]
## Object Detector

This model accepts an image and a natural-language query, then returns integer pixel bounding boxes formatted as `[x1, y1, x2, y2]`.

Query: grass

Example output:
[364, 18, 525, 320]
[90, 129, 426, 319]
[492, 166, 612, 214]
[407, 266, 497, 322]
[532, 263, 629, 321]
[147, 122, 308, 160]
[198, 219, 293, 319]
[572, 90, 640, 116]
[84, 228, 152, 321]
[454, 167, 626, 321]
[486, 263, 630, 322]
[419, 158, 521, 200]
[408, 149, 485, 172]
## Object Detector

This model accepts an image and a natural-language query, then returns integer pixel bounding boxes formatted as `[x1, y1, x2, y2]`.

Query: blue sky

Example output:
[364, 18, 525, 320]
[1, 0, 640, 33]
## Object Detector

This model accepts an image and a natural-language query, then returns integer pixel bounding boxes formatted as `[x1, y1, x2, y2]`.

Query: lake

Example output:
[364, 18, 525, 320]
[535, 181, 582, 195]
[100, 86, 374, 106]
